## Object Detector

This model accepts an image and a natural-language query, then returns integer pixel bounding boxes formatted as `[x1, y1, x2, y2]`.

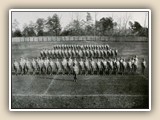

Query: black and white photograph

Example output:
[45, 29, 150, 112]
[9, 9, 151, 111]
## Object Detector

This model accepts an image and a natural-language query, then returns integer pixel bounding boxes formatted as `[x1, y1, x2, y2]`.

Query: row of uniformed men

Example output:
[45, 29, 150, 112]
[13, 56, 147, 75]
[40, 48, 118, 59]
[52, 44, 110, 50]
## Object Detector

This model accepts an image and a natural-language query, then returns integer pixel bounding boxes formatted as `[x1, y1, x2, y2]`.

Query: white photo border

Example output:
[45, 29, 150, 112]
[9, 9, 151, 111]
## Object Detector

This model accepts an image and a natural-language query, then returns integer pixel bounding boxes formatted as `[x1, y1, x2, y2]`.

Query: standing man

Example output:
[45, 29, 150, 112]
[127, 58, 132, 74]
[26, 58, 31, 75]
[68, 57, 73, 75]
[141, 58, 147, 75]
[44, 57, 49, 74]
[62, 57, 68, 75]
[79, 58, 85, 75]
[133, 56, 138, 73]
[97, 58, 102, 75]
[91, 58, 97, 75]
[19, 57, 26, 75]
[73, 63, 79, 82]
[31, 58, 37, 75]
[13, 59, 20, 75]
[101, 58, 107, 75]
[56, 58, 62, 75]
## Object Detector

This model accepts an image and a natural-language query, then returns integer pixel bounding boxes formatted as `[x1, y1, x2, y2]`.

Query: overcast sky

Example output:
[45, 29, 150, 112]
[12, 11, 148, 30]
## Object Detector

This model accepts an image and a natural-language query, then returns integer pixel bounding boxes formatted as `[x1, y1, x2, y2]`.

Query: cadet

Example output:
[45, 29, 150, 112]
[141, 58, 147, 75]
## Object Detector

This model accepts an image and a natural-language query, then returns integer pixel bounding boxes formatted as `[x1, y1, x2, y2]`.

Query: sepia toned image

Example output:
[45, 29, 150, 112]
[9, 9, 151, 111]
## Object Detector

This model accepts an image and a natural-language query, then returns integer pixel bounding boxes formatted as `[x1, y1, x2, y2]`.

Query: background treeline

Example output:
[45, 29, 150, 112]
[12, 13, 148, 37]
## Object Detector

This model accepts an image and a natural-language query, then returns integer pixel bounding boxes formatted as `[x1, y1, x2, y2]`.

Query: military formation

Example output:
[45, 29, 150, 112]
[12, 44, 147, 77]
[40, 44, 118, 59]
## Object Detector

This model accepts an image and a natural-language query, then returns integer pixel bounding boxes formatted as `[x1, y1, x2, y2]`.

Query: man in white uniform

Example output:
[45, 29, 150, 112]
[13, 60, 19, 75]
[141, 58, 147, 75]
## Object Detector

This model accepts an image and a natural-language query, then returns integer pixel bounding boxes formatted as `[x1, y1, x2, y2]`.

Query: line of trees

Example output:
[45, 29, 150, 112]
[12, 13, 148, 37]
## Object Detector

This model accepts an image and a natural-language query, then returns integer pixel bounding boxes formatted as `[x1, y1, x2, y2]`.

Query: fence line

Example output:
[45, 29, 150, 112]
[12, 36, 148, 42]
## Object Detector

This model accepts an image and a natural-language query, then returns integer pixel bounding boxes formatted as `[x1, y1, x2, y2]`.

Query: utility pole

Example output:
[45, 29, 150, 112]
[144, 12, 147, 28]
[94, 12, 97, 40]
[70, 12, 74, 40]
[76, 12, 80, 40]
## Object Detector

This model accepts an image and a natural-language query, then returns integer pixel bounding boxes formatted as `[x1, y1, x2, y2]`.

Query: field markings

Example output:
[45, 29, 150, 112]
[42, 75, 58, 95]
[85, 40, 98, 45]
[140, 75, 149, 80]
[12, 94, 148, 97]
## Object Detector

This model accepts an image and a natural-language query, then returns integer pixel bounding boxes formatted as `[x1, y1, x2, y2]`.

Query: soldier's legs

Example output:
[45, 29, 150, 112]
[43, 67, 46, 74]
[74, 73, 77, 82]
[98, 69, 101, 75]
[80, 69, 83, 75]
[92, 69, 94, 75]
[26, 67, 29, 75]
[47, 67, 51, 75]
[23, 67, 26, 75]
[32, 67, 35, 75]
[13, 66, 17, 75]
[85, 70, 88, 75]
[63, 68, 66, 75]
[41, 67, 44, 74]
[56, 69, 59, 75]
[134, 66, 137, 74]
[143, 68, 145, 75]
[68, 68, 72, 75]
[38, 67, 41, 74]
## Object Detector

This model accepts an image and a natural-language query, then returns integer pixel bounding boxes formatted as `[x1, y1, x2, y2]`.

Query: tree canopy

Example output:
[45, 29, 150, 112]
[45, 14, 61, 36]
[129, 21, 148, 37]
[12, 13, 148, 37]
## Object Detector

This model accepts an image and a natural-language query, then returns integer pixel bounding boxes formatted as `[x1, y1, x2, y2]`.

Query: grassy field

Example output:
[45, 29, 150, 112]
[11, 40, 149, 109]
